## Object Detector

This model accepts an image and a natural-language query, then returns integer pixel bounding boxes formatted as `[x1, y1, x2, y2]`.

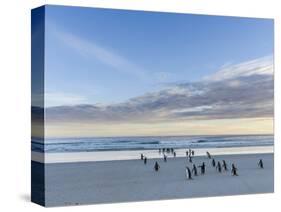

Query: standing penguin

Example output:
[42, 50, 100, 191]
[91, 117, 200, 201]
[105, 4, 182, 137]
[212, 158, 216, 167]
[206, 151, 211, 159]
[198, 162, 206, 175]
[222, 160, 228, 171]
[192, 164, 198, 176]
[186, 151, 189, 157]
[141, 153, 144, 160]
[189, 156, 193, 163]
[163, 154, 167, 162]
[216, 161, 222, 173]
[185, 166, 193, 180]
[258, 159, 264, 169]
[231, 163, 238, 176]
[173, 151, 176, 157]
[154, 161, 160, 171]
[191, 150, 195, 156]
[144, 157, 147, 164]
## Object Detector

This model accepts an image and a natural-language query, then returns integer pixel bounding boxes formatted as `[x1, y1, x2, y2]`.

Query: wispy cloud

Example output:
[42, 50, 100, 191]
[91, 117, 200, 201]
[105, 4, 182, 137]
[46, 56, 274, 124]
[204, 56, 273, 81]
[49, 22, 151, 82]
[45, 92, 88, 107]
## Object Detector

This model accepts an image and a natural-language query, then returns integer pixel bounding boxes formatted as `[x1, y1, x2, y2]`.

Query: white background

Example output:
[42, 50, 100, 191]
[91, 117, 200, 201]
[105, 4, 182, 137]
[0, 0, 280, 211]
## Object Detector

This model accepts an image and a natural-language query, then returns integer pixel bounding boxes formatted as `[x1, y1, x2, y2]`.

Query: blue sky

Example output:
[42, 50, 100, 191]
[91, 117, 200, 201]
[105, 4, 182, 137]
[44, 5, 274, 107]
[38, 5, 274, 137]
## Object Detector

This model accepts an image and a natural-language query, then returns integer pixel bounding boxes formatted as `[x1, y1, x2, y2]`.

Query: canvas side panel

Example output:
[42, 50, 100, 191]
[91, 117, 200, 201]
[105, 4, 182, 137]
[31, 6, 45, 207]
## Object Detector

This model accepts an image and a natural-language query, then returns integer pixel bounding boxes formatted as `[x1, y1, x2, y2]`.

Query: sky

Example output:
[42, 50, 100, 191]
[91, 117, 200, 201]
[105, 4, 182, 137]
[40, 5, 274, 137]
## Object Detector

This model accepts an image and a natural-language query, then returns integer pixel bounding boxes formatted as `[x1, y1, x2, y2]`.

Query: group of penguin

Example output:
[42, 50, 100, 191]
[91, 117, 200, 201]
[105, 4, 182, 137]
[140, 149, 265, 180]
[185, 151, 238, 180]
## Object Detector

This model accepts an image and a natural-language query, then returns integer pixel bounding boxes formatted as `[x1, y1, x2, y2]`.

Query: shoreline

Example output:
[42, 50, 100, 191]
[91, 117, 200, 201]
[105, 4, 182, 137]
[32, 145, 274, 163]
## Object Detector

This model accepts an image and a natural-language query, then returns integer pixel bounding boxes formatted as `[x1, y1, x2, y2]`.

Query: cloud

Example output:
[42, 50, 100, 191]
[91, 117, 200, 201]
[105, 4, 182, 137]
[45, 56, 274, 124]
[204, 56, 273, 81]
[45, 92, 88, 107]
[49, 22, 151, 82]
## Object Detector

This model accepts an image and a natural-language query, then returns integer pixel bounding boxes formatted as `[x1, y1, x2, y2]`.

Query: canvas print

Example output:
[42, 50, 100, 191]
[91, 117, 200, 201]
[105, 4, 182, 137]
[31, 5, 274, 207]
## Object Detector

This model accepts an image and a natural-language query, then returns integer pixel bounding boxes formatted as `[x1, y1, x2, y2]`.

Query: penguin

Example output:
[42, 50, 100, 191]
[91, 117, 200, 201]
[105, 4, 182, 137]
[191, 150, 195, 156]
[192, 164, 198, 176]
[206, 151, 211, 159]
[186, 151, 189, 157]
[212, 158, 216, 167]
[198, 162, 206, 175]
[216, 161, 222, 173]
[144, 157, 147, 164]
[164, 154, 167, 162]
[141, 153, 144, 160]
[185, 166, 193, 180]
[231, 163, 238, 176]
[222, 160, 228, 171]
[258, 159, 264, 169]
[154, 161, 160, 171]
[189, 156, 193, 163]
[173, 151, 176, 157]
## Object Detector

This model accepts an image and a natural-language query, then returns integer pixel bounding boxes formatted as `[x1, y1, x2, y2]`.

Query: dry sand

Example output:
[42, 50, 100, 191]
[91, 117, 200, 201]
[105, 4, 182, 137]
[37, 152, 274, 207]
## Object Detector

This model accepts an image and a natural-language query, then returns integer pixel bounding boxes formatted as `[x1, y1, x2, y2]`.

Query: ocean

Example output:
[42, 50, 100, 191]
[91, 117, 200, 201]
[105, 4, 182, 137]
[32, 134, 274, 153]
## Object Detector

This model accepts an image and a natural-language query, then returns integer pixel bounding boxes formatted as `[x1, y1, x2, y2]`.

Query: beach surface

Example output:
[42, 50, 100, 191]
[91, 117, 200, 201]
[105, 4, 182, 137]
[36, 152, 274, 206]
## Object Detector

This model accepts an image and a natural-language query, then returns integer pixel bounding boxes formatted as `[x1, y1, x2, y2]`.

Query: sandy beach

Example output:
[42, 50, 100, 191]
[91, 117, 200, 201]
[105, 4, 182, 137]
[32, 151, 274, 207]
